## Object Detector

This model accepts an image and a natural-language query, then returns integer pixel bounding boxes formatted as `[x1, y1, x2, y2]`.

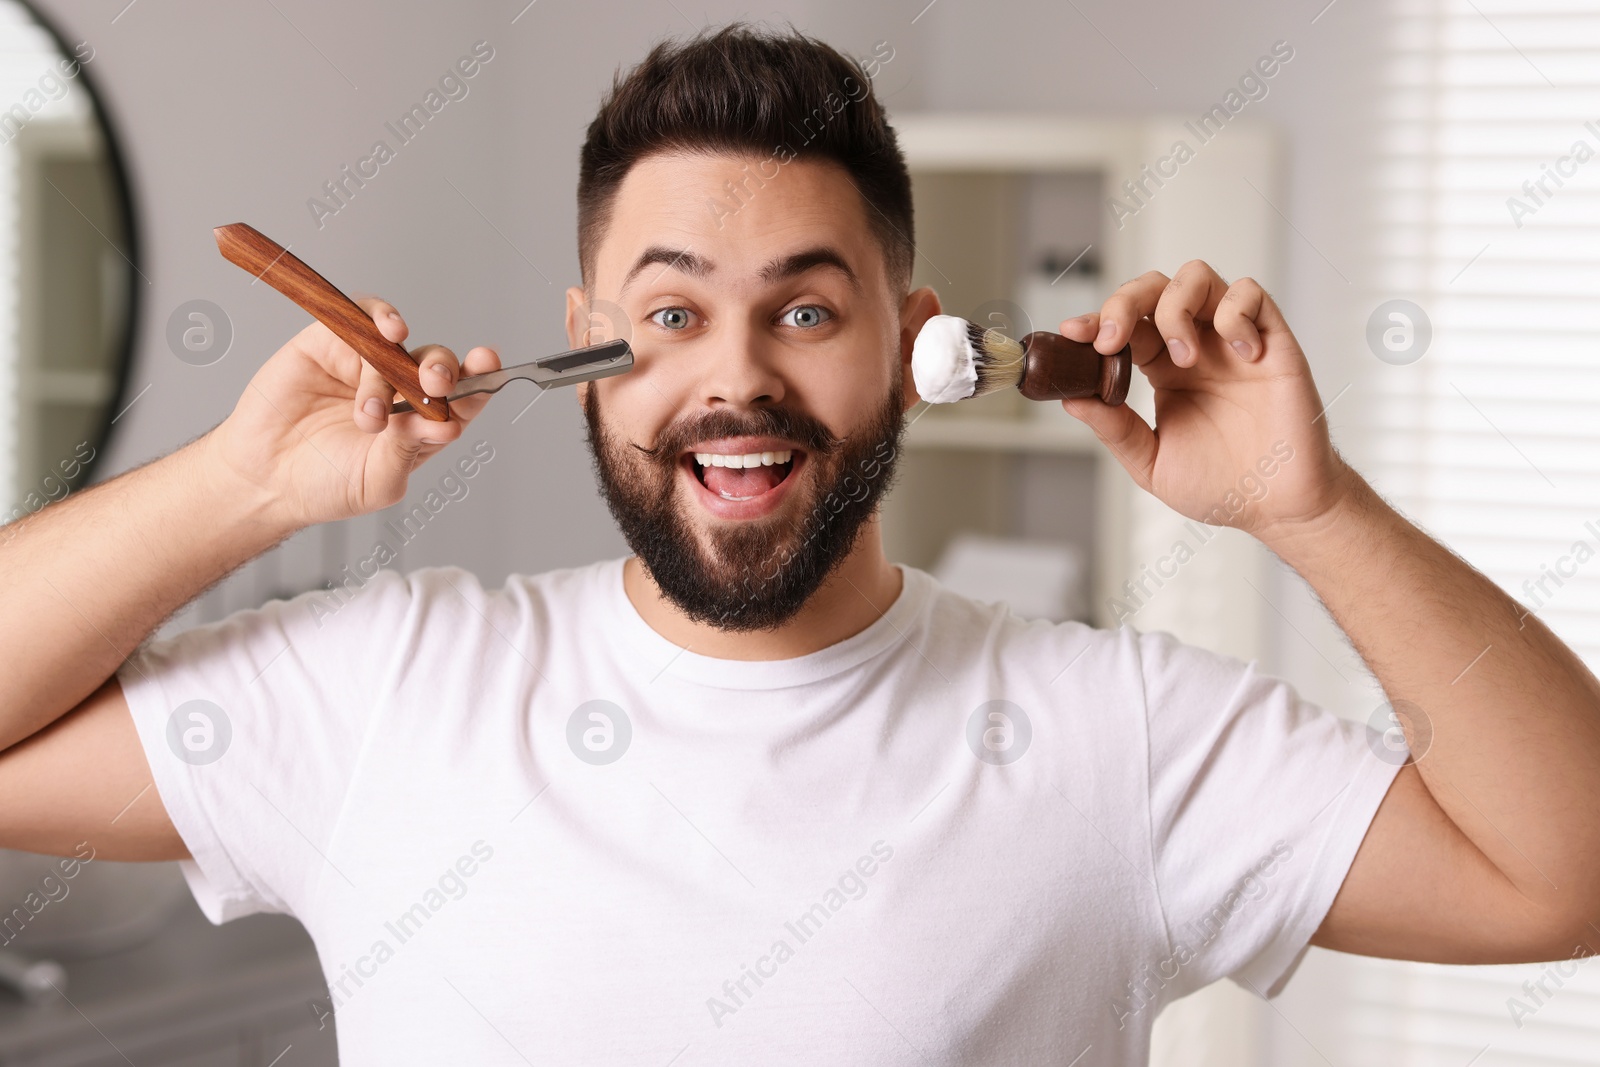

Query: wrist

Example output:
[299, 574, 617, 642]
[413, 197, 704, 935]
[184, 428, 304, 547]
[1257, 462, 1380, 569]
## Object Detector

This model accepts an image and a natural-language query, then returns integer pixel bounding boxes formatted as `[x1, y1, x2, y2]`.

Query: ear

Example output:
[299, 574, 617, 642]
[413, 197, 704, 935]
[566, 286, 588, 410]
[897, 286, 941, 413]
[564, 286, 587, 348]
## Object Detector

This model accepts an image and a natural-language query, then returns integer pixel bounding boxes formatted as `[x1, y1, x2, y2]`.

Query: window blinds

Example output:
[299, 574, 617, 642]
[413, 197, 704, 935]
[1339, 1, 1600, 1063]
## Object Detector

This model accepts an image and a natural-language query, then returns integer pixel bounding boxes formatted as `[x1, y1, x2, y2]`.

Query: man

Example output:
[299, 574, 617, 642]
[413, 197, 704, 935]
[1, 23, 1596, 1067]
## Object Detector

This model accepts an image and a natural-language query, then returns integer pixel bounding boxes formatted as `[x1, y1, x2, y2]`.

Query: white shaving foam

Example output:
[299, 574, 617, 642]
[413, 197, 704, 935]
[912, 315, 978, 403]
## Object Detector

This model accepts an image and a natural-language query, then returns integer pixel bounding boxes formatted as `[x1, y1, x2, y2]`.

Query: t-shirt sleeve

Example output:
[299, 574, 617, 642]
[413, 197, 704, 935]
[1136, 627, 1402, 1001]
[116, 568, 419, 925]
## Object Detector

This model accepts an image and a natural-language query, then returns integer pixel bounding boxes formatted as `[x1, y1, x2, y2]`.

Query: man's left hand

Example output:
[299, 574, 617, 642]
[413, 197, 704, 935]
[1060, 260, 1352, 544]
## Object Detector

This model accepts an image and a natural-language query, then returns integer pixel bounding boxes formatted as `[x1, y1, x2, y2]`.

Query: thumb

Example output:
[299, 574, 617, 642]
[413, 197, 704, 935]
[1060, 397, 1158, 492]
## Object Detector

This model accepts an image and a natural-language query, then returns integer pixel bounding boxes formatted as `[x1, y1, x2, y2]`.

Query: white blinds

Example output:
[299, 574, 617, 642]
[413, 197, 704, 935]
[1341, 954, 1600, 1065]
[1343, 1, 1600, 1063]
[1369, 0, 1600, 661]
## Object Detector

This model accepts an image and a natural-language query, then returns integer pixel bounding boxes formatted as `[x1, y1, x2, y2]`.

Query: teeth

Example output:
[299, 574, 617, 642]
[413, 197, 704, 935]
[693, 449, 793, 468]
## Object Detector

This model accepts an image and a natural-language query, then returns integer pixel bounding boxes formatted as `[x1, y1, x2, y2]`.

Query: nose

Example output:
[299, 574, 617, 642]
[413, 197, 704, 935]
[697, 319, 785, 409]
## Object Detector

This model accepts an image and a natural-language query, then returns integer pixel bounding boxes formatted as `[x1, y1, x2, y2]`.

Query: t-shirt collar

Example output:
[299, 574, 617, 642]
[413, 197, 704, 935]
[602, 556, 930, 690]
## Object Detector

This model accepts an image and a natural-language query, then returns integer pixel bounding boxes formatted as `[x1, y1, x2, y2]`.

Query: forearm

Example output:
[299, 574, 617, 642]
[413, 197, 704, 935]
[0, 430, 299, 750]
[1267, 466, 1600, 919]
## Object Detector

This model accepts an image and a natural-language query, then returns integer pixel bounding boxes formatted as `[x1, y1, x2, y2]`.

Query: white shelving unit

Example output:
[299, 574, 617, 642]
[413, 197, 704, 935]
[889, 112, 1285, 1067]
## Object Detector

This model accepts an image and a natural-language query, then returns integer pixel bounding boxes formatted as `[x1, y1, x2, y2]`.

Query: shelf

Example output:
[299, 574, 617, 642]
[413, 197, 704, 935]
[30, 368, 117, 405]
[893, 113, 1142, 172]
[902, 411, 1101, 454]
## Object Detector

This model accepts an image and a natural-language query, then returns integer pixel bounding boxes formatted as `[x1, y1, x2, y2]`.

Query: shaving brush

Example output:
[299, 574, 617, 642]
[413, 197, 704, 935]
[912, 314, 1132, 407]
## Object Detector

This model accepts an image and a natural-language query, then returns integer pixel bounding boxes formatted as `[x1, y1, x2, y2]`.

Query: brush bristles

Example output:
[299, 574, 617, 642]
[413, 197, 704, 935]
[964, 320, 1026, 397]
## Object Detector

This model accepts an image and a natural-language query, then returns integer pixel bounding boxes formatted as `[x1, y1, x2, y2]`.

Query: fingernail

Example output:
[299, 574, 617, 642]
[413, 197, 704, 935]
[420, 438, 444, 445]
[428, 364, 450, 381]
[1097, 321, 1116, 341]
[363, 397, 384, 418]
[1166, 337, 1188, 363]
[1231, 340, 1251, 357]
[387, 311, 401, 321]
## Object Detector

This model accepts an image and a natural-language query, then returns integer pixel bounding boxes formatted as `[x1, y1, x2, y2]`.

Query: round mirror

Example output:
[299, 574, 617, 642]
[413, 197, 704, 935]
[0, 0, 175, 964]
[0, 0, 138, 528]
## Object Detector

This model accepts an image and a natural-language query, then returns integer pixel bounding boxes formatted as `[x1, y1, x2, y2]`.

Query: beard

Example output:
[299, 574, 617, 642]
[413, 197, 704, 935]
[583, 377, 906, 633]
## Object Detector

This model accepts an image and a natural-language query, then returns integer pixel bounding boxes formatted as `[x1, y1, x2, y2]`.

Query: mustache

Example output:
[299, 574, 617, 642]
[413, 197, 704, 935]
[633, 405, 843, 462]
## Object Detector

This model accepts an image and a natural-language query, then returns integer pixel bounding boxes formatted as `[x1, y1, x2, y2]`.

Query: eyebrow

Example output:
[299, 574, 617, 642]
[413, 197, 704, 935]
[617, 244, 861, 295]
[619, 246, 712, 294]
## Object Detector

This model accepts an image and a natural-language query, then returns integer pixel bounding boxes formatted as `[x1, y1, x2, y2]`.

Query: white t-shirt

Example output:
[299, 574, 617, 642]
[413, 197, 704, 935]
[118, 558, 1399, 1066]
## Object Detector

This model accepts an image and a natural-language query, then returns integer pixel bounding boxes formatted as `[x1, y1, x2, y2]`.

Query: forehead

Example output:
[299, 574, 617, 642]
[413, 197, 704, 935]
[594, 150, 885, 293]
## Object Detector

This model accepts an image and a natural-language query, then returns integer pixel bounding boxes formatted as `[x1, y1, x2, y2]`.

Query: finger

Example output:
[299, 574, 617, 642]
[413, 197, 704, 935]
[353, 360, 397, 433]
[437, 346, 502, 424]
[461, 344, 501, 377]
[1131, 342, 1185, 390]
[1127, 319, 1166, 367]
[1060, 396, 1158, 492]
[411, 343, 460, 398]
[298, 296, 410, 390]
[1153, 260, 1230, 368]
[353, 295, 409, 345]
[1211, 277, 1284, 362]
[1059, 314, 1097, 344]
[305, 294, 406, 415]
[368, 410, 463, 487]
[387, 404, 464, 450]
[353, 341, 457, 432]
[1063, 312, 1162, 366]
[1096, 271, 1170, 355]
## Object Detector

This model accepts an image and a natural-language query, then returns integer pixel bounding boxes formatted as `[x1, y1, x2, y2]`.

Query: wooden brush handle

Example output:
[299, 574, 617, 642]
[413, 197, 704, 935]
[1018, 332, 1132, 406]
[213, 223, 448, 421]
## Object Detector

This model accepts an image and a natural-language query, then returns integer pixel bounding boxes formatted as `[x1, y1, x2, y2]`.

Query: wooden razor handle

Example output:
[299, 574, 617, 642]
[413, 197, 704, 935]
[213, 223, 448, 421]
[1018, 331, 1132, 407]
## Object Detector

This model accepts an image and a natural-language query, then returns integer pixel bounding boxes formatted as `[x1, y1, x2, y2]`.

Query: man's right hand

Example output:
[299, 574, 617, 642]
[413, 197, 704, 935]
[203, 296, 502, 531]
[0, 296, 506, 861]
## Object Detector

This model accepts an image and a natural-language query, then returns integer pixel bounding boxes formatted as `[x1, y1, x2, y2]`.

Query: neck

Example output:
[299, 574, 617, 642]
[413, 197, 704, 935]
[622, 518, 903, 661]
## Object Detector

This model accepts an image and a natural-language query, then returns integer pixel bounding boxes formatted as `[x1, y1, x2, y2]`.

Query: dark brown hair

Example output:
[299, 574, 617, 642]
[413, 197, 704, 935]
[577, 24, 912, 294]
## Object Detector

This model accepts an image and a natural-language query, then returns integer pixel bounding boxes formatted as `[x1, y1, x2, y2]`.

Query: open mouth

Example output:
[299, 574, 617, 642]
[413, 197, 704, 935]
[683, 447, 799, 502]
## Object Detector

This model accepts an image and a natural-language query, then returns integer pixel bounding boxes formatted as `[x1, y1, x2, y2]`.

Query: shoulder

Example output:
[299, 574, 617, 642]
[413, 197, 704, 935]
[912, 566, 1141, 687]
[333, 559, 625, 690]
[912, 568, 1259, 703]
[236, 559, 626, 657]
[1129, 626, 1256, 690]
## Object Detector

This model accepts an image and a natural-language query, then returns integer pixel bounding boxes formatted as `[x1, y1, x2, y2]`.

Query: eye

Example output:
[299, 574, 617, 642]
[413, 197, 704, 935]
[780, 304, 832, 328]
[650, 306, 695, 330]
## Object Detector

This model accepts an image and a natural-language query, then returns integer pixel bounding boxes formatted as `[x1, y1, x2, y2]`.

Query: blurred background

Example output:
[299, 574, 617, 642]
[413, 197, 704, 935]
[1, 0, 1596, 1063]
